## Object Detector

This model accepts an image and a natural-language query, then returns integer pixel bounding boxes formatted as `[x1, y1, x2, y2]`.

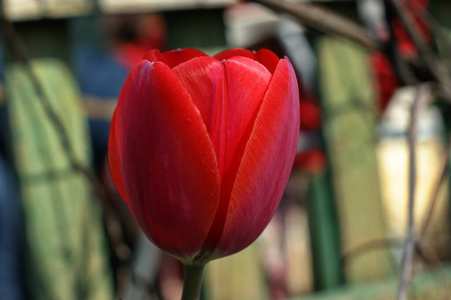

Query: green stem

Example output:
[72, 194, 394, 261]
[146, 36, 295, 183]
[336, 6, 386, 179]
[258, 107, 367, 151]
[181, 263, 205, 300]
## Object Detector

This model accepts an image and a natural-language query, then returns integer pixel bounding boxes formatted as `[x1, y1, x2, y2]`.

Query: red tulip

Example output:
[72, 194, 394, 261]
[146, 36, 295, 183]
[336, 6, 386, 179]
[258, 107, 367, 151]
[108, 48, 300, 263]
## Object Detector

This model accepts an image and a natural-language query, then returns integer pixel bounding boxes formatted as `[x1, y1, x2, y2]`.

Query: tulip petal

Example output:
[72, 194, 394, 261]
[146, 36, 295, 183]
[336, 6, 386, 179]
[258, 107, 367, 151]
[109, 109, 150, 224]
[108, 111, 129, 207]
[171, 56, 224, 148]
[144, 49, 207, 68]
[214, 48, 280, 74]
[214, 48, 256, 61]
[219, 56, 272, 180]
[143, 49, 166, 63]
[172, 56, 271, 179]
[164, 49, 208, 68]
[173, 56, 273, 259]
[216, 58, 300, 257]
[109, 60, 220, 258]
[255, 49, 280, 74]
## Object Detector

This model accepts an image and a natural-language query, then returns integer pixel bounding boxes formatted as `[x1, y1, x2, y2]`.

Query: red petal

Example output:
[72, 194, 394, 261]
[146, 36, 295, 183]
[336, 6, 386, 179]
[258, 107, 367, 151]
[214, 48, 280, 74]
[161, 48, 207, 68]
[219, 56, 272, 180]
[214, 48, 256, 61]
[174, 56, 272, 258]
[216, 58, 300, 257]
[172, 56, 224, 161]
[172, 56, 271, 179]
[256, 49, 280, 74]
[144, 49, 207, 68]
[143, 49, 167, 63]
[109, 60, 220, 258]
[108, 110, 130, 208]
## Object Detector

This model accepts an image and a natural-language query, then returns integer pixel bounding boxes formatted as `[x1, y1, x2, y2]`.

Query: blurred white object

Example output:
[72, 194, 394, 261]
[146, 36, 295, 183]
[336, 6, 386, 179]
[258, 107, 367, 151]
[378, 86, 442, 142]
[278, 17, 316, 91]
[377, 86, 450, 260]
[224, 3, 279, 48]
[357, 0, 390, 41]
[225, 2, 317, 91]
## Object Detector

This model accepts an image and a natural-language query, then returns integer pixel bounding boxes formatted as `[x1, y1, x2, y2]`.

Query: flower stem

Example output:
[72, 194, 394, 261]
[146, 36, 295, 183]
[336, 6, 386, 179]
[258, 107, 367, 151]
[181, 263, 205, 300]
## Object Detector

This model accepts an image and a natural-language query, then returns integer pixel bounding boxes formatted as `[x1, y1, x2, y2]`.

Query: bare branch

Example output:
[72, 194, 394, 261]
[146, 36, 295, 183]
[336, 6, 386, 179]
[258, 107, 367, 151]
[250, 0, 380, 50]
[386, 0, 451, 101]
[397, 83, 431, 300]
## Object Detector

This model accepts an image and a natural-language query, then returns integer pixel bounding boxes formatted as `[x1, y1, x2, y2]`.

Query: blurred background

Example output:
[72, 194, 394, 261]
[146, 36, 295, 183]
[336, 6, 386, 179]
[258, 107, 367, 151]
[0, 0, 451, 299]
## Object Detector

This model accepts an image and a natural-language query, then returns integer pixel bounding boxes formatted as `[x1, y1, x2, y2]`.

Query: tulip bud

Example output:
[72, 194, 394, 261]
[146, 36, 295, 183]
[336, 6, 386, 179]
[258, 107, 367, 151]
[108, 48, 300, 264]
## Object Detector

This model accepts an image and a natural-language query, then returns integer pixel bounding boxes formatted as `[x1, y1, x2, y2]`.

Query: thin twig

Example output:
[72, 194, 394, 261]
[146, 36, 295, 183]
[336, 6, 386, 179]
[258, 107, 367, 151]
[397, 83, 430, 300]
[342, 236, 448, 272]
[386, 0, 451, 101]
[341, 237, 401, 273]
[423, 12, 451, 63]
[250, 0, 380, 50]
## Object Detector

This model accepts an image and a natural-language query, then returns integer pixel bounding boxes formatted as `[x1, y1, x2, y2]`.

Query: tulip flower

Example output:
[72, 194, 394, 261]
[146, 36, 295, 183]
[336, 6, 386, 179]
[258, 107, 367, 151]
[108, 48, 300, 299]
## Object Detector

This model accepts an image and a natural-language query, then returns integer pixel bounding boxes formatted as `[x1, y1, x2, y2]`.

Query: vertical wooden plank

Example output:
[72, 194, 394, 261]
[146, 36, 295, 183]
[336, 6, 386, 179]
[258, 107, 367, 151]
[316, 36, 393, 282]
[6, 58, 113, 300]
[5, 18, 113, 298]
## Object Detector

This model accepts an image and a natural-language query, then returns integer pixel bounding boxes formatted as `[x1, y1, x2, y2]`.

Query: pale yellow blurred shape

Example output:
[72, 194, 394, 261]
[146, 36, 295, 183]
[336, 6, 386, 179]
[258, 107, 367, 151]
[205, 242, 268, 300]
[377, 87, 449, 259]
[378, 139, 449, 257]
[285, 207, 313, 295]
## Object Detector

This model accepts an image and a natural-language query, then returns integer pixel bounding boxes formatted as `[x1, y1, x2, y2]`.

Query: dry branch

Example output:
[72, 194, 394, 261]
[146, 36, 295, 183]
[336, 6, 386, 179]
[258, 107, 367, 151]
[251, 0, 379, 50]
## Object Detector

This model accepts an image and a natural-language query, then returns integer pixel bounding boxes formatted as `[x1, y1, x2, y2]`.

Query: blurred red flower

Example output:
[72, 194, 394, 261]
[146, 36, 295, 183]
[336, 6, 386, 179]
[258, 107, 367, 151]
[370, 52, 399, 112]
[293, 150, 326, 174]
[108, 48, 300, 263]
